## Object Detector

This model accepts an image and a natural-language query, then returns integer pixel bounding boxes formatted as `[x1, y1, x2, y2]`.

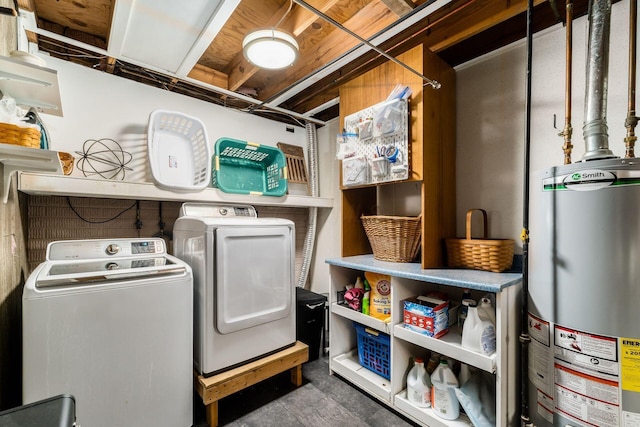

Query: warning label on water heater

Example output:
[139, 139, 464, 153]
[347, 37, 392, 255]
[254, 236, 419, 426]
[621, 338, 640, 392]
[552, 326, 620, 427]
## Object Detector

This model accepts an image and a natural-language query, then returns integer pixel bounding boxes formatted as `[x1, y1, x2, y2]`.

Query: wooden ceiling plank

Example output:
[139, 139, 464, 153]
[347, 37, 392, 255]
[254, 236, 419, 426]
[379, 0, 415, 17]
[285, 0, 544, 114]
[188, 63, 229, 89]
[30, 0, 113, 41]
[17, 0, 35, 12]
[423, 0, 547, 53]
[258, 0, 396, 101]
[290, 0, 341, 36]
[225, 0, 342, 92]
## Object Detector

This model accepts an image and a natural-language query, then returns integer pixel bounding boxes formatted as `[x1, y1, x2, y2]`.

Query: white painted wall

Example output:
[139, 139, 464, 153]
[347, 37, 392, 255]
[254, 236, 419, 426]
[38, 55, 308, 188]
[455, 0, 634, 249]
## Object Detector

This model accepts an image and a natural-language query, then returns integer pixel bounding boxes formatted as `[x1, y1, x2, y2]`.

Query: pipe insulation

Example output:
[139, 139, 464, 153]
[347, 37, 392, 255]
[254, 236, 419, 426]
[296, 122, 319, 289]
[582, 0, 616, 160]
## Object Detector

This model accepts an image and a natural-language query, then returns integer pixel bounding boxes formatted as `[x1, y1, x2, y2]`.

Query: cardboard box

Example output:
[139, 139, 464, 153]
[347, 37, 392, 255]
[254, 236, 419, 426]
[448, 301, 460, 327]
[403, 296, 449, 338]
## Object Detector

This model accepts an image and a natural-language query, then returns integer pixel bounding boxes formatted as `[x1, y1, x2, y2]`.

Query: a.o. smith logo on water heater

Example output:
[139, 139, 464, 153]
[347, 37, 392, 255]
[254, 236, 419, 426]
[562, 169, 616, 191]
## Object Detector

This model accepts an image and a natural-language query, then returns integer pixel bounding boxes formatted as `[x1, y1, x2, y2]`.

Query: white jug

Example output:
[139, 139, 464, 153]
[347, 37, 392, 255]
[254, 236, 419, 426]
[406, 357, 431, 407]
[430, 359, 460, 420]
[461, 305, 496, 355]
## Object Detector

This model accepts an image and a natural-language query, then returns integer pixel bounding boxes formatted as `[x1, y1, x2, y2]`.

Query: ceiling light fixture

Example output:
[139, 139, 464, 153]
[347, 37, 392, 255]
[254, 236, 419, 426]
[242, 0, 298, 70]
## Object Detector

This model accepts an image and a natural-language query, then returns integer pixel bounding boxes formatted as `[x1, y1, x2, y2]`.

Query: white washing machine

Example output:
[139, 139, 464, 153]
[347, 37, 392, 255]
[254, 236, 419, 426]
[22, 238, 193, 427]
[173, 203, 296, 377]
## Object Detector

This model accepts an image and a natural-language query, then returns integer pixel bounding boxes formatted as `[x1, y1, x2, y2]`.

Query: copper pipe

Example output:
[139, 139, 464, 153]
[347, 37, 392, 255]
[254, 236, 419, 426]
[560, 0, 574, 164]
[625, 0, 638, 158]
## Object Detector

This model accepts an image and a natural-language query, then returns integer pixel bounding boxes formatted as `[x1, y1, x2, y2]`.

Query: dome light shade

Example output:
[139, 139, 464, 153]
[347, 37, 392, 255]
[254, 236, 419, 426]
[242, 28, 299, 70]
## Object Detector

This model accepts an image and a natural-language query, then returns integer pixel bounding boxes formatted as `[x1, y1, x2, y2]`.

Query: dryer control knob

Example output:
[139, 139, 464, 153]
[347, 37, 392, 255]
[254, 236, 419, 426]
[105, 262, 119, 270]
[105, 244, 120, 255]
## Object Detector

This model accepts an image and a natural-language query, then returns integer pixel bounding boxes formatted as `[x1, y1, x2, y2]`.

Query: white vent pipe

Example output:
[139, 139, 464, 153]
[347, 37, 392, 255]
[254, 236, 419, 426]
[296, 122, 319, 289]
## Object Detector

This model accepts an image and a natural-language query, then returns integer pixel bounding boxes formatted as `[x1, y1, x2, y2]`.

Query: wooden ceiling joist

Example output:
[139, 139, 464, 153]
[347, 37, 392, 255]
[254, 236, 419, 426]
[380, 0, 415, 16]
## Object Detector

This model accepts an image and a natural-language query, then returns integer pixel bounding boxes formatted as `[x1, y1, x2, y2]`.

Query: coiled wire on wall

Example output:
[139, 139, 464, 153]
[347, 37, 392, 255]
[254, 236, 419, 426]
[296, 122, 319, 289]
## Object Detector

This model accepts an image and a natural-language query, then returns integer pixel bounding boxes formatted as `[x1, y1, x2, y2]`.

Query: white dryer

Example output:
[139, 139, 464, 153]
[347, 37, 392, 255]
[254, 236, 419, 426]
[22, 238, 193, 427]
[173, 203, 296, 377]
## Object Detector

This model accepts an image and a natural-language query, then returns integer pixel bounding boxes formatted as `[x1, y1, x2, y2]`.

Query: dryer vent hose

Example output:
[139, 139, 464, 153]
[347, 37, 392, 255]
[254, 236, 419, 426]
[297, 123, 319, 289]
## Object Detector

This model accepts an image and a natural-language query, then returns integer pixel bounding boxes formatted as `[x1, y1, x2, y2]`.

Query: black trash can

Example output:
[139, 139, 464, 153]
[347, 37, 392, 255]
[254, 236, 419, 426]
[296, 287, 327, 362]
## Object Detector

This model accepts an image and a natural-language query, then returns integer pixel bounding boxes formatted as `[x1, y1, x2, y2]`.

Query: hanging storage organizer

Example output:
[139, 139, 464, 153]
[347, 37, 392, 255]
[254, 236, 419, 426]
[341, 97, 409, 187]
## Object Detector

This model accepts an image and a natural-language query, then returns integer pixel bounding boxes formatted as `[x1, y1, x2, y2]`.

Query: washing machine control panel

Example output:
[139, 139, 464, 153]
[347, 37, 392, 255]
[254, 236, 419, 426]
[131, 240, 163, 254]
[47, 238, 166, 261]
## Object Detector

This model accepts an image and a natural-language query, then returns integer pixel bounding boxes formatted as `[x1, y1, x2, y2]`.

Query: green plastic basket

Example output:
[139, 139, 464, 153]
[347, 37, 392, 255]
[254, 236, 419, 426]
[212, 137, 288, 196]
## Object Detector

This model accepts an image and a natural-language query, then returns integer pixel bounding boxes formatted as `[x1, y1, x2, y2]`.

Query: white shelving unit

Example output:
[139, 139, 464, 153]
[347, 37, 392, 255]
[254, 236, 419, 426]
[0, 54, 63, 116]
[17, 171, 333, 208]
[326, 255, 522, 427]
[1, 146, 62, 203]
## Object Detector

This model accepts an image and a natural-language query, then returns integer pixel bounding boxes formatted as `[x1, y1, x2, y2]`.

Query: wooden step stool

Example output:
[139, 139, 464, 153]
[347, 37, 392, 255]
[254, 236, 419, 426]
[194, 341, 309, 427]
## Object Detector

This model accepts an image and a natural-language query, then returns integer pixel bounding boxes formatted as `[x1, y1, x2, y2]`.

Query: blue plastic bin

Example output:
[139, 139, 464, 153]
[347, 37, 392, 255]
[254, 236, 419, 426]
[354, 322, 390, 380]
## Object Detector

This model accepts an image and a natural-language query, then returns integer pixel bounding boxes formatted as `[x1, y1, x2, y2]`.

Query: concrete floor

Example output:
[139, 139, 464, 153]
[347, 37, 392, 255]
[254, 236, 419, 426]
[194, 354, 418, 427]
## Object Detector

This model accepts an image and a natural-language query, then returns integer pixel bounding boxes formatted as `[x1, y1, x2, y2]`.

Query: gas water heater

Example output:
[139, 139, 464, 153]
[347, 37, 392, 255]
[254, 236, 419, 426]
[528, 159, 640, 426]
[527, 0, 640, 425]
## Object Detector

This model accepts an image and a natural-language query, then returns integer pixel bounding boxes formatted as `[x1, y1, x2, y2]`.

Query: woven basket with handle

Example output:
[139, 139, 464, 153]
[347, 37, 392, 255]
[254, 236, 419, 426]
[0, 122, 41, 148]
[361, 214, 422, 262]
[445, 209, 514, 273]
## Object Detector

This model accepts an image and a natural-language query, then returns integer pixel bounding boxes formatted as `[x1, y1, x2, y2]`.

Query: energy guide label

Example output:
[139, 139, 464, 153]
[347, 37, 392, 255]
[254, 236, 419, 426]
[621, 338, 640, 392]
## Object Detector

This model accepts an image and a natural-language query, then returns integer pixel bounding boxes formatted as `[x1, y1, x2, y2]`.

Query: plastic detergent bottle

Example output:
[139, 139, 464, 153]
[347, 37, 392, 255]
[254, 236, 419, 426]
[430, 360, 460, 420]
[477, 297, 496, 325]
[406, 358, 431, 408]
[426, 352, 440, 374]
[458, 288, 475, 329]
[461, 304, 496, 355]
[362, 279, 371, 315]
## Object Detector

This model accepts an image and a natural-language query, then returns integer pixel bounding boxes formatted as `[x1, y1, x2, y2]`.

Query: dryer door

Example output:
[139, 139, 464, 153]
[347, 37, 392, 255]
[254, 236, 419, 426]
[215, 225, 293, 334]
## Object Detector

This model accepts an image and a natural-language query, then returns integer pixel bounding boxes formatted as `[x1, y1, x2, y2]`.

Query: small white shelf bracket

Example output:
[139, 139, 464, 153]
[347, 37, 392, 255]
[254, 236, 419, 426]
[0, 144, 62, 203]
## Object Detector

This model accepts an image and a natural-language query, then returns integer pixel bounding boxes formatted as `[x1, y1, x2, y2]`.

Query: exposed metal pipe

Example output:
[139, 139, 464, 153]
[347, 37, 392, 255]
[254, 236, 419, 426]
[624, 0, 638, 159]
[582, 0, 616, 161]
[560, 0, 574, 164]
[520, 0, 534, 424]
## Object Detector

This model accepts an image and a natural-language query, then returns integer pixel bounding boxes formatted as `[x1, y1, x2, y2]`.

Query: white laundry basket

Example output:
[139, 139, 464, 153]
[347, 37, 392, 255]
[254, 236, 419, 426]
[147, 109, 211, 191]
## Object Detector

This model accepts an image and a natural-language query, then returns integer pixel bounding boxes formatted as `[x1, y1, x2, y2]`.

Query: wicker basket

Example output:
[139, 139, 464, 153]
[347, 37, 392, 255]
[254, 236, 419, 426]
[361, 214, 422, 262]
[445, 209, 514, 273]
[57, 152, 74, 175]
[0, 122, 41, 148]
